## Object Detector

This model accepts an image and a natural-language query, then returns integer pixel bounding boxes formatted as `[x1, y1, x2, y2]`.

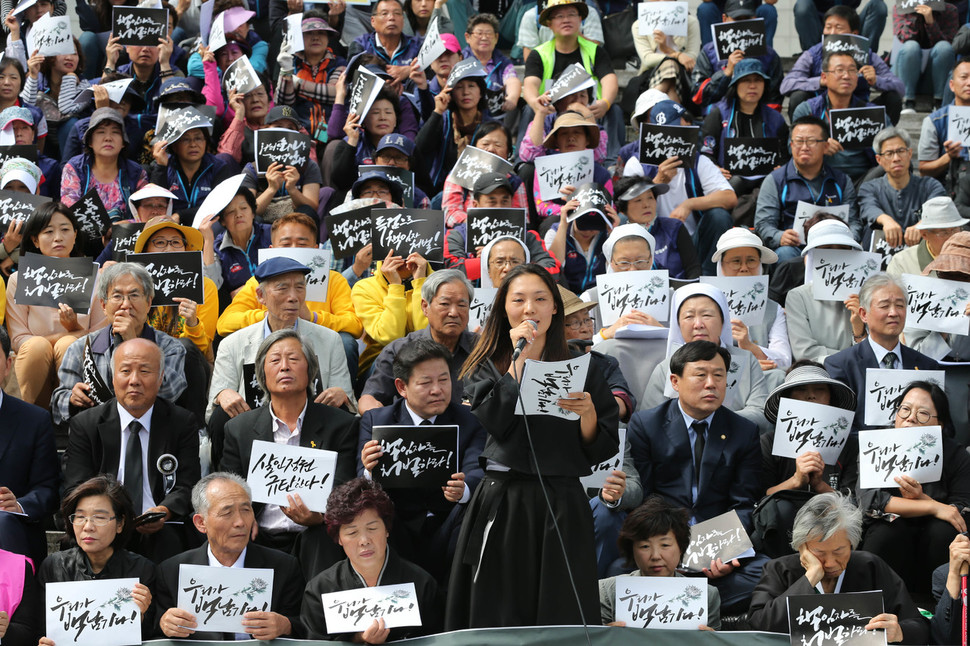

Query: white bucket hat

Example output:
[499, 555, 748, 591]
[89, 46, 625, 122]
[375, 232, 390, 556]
[915, 196, 970, 230]
[801, 220, 861, 255]
[712, 227, 779, 265]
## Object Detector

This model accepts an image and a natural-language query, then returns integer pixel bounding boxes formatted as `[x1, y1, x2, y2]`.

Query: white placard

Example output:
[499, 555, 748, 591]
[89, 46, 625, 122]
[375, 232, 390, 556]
[534, 150, 594, 202]
[46, 579, 141, 646]
[245, 439, 338, 511]
[177, 565, 274, 632]
[698, 275, 768, 326]
[595, 270, 670, 325]
[192, 173, 246, 229]
[77, 78, 134, 105]
[811, 249, 881, 301]
[863, 368, 946, 427]
[208, 10, 226, 50]
[284, 13, 304, 55]
[258, 246, 331, 303]
[321, 583, 422, 634]
[793, 201, 851, 245]
[580, 427, 625, 490]
[514, 354, 591, 420]
[771, 397, 852, 465]
[901, 273, 970, 336]
[858, 426, 943, 489]
[467, 286, 497, 332]
[637, 1, 689, 37]
[948, 105, 970, 147]
[28, 14, 75, 56]
[12, 0, 37, 16]
[415, 16, 445, 69]
[613, 576, 708, 630]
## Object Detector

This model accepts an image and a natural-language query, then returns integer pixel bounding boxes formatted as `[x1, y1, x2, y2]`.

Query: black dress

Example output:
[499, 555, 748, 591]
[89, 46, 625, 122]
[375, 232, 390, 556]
[301, 549, 440, 641]
[444, 359, 620, 630]
[37, 547, 158, 638]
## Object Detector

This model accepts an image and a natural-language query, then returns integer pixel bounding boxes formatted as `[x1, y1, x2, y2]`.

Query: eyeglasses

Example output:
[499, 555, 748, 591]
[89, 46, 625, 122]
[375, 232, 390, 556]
[612, 259, 652, 270]
[895, 404, 938, 424]
[68, 513, 117, 526]
[360, 188, 392, 199]
[825, 66, 858, 77]
[108, 291, 146, 305]
[467, 29, 496, 39]
[877, 148, 910, 159]
[791, 138, 826, 148]
[564, 317, 594, 330]
[489, 257, 524, 268]
[148, 237, 186, 250]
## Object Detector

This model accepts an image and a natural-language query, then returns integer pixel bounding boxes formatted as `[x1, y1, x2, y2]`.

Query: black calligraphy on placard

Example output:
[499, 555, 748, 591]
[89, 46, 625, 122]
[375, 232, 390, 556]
[517, 355, 591, 418]
[947, 106, 970, 147]
[535, 150, 594, 201]
[328, 205, 373, 259]
[248, 441, 335, 508]
[712, 19, 766, 60]
[241, 363, 265, 409]
[322, 584, 421, 633]
[546, 63, 595, 104]
[616, 583, 706, 629]
[830, 107, 886, 151]
[372, 425, 458, 488]
[370, 208, 444, 263]
[638, 124, 699, 166]
[724, 137, 778, 176]
[255, 129, 312, 174]
[179, 576, 270, 624]
[812, 251, 881, 300]
[29, 15, 73, 56]
[0, 190, 50, 227]
[860, 430, 942, 486]
[71, 189, 111, 242]
[597, 273, 669, 325]
[46, 582, 140, 644]
[777, 412, 851, 454]
[468, 287, 496, 331]
[681, 511, 753, 571]
[415, 15, 443, 69]
[822, 34, 870, 68]
[637, 1, 689, 38]
[16, 253, 97, 315]
[112, 6, 167, 47]
[110, 222, 145, 262]
[126, 251, 204, 306]
[365, 166, 415, 208]
[466, 208, 526, 249]
[450, 146, 513, 191]
[788, 592, 885, 646]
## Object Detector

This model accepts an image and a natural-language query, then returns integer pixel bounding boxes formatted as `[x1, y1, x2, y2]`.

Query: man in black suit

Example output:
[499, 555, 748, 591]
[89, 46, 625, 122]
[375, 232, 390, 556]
[358, 337, 486, 582]
[220, 329, 359, 576]
[63, 338, 201, 562]
[156, 472, 306, 641]
[627, 340, 765, 611]
[824, 272, 940, 431]
[0, 326, 59, 565]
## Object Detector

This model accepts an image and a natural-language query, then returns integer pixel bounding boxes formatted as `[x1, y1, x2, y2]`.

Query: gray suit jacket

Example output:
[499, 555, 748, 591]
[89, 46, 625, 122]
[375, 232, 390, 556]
[785, 282, 854, 363]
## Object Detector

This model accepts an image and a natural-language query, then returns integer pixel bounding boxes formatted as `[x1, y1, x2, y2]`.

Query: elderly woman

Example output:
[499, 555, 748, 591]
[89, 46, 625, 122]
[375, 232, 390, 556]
[479, 236, 529, 288]
[5, 203, 106, 407]
[599, 496, 719, 629]
[858, 380, 970, 592]
[748, 493, 929, 643]
[201, 186, 272, 296]
[36, 476, 156, 643]
[642, 283, 770, 431]
[301, 478, 439, 642]
[712, 227, 791, 372]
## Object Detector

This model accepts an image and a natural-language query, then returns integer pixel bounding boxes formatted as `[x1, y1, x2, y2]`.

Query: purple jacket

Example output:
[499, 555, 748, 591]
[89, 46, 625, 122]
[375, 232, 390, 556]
[779, 43, 904, 99]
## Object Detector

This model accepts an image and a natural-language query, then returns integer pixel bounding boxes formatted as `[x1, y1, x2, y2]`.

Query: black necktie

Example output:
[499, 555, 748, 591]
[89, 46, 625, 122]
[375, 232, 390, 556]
[691, 421, 707, 481]
[125, 421, 144, 513]
[420, 419, 433, 426]
[882, 353, 898, 369]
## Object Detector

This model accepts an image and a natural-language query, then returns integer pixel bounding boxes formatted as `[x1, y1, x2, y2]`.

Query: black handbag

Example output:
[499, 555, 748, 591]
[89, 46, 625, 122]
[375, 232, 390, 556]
[750, 489, 817, 558]
[601, 4, 638, 63]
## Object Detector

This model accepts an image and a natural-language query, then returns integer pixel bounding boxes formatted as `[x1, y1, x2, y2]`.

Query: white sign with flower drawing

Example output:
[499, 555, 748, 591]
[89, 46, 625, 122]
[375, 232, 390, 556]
[698, 275, 768, 326]
[46, 578, 142, 646]
[258, 247, 331, 303]
[771, 397, 852, 465]
[534, 150, 594, 201]
[858, 426, 943, 489]
[321, 583, 422, 634]
[901, 273, 970, 336]
[613, 576, 708, 630]
[595, 269, 670, 326]
[811, 249, 882, 301]
[177, 565, 274, 632]
[863, 368, 946, 427]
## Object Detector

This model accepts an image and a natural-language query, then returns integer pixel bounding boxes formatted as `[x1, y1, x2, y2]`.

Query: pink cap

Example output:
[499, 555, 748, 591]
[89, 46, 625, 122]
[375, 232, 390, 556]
[222, 6, 255, 33]
[441, 33, 461, 53]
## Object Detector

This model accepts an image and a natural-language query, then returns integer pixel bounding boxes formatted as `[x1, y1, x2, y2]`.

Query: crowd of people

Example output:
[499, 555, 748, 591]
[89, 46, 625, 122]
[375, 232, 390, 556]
[4, 0, 970, 642]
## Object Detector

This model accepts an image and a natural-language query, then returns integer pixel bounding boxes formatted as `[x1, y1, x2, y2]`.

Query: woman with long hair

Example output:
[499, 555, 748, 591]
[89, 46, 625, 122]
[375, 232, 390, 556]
[446, 263, 619, 629]
[21, 37, 91, 158]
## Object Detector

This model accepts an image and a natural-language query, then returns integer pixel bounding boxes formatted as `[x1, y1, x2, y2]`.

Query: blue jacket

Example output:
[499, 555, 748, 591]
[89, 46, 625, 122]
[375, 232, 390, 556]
[647, 216, 693, 279]
[706, 98, 788, 169]
[150, 153, 239, 224]
[214, 222, 273, 292]
[350, 32, 423, 66]
[37, 155, 61, 199]
[768, 159, 849, 230]
[62, 113, 155, 162]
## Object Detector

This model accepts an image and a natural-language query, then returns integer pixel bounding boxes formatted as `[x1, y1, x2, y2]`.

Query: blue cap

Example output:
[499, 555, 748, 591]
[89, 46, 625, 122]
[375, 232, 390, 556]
[728, 58, 770, 88]
[648, 100, 687, 126]
[254, 257, 311, 283]
[375, 133, 415, 157]
[352, 170, 404, 205]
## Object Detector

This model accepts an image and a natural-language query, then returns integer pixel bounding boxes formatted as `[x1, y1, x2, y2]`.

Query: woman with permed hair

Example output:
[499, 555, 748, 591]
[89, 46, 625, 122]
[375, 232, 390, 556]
[301, 477, 440, 643]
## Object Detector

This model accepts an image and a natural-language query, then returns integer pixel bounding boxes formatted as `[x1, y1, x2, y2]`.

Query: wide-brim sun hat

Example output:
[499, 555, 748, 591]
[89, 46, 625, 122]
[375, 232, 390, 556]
[764, 364, 857, 423]
[538, 0, 589, 26]
[712, 227, 779, 264]
[915, 196, 970, 230]
[134, 215, 204, 253]
[557, 285, 597, 317]
[923, 231, 970, 276]
[541, 110, 600, 149]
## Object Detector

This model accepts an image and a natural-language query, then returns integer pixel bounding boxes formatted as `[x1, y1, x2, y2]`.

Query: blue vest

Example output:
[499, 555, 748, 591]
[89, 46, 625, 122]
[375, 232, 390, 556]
[561, 227, 608, 293]
[710, 98, 788, 168]
[648, 216, 691, 279]
[769, 159, 848, 229]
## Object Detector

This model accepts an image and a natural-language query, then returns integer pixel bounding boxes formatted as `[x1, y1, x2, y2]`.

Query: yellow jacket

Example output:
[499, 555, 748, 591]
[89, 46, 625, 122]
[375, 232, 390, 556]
[350, 262, 429, 376]
[216, 271, 363, 338]
[149, 277, 219, 359]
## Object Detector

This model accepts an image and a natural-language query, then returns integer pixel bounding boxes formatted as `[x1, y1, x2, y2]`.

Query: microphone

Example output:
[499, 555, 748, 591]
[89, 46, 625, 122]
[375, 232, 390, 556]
[511, 320, 539, 362]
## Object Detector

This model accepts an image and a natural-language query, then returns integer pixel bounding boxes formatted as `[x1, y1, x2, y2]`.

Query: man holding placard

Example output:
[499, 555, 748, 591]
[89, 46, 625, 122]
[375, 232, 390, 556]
[918, 57, 970, 194]
[111, 30, 177, 112]
[348, 0, 420, 89]
[157, 473, 306, 641]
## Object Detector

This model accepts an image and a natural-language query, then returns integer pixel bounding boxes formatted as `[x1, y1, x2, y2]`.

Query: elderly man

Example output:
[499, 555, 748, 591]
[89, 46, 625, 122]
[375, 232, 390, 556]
[52, 262, 188, 428]
[63, 339, 200, 561]
[749, 493, 929, 643]
[755, 116, 859, 262]
[918, 57, 970, 206]
[207, 257, 355, 467]
[156, 473, 306, 641]
[859, 128, 946, 248]
[220, 329, 359, 574]
[824, 273, 939, 431]
[358, 269, 476, 413]
[888, 196, 969, 278]
[628, 341, 765, 612]
[347, 0, 419, 89]
[358, 338, 486, 583]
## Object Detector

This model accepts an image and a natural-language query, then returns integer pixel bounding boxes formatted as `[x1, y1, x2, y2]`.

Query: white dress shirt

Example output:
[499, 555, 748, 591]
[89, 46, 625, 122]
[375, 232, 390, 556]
[116, 403, 156, 514]
[868, 336, 902, 369]
[257, 401, 308, 535]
